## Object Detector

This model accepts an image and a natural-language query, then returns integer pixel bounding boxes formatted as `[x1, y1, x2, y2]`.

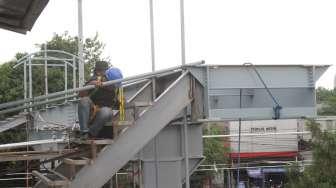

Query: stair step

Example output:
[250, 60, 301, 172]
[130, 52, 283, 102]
[63, 157, 90, 165]
[75, 139, 114, 145]
[0, 120, 8, 124]
[68, 99, 79, 103]
[5, 117, 14, 121]
[32, 170, 69, 187]
[19, 112, 28, 116]
[116, 121, 134, 126]
[130, 101, 153, 108]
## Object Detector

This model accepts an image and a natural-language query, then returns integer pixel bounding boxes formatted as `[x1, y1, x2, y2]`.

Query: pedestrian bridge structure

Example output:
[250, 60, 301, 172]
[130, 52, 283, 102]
[0, 61, 329, 188]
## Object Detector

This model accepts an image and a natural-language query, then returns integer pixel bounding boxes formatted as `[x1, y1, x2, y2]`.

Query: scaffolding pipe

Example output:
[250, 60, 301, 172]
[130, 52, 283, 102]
[0, 94, 77, 115]
[73, 56, 77, 89]
[64, 62, 68, 102]
[23, 61, 27, 107]
[28, 58, 32, 112]
[44, 45, 48, 96]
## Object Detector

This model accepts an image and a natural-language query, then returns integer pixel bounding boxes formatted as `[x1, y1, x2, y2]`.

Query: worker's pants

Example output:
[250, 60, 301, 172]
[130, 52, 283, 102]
[78, 97, 113, 137]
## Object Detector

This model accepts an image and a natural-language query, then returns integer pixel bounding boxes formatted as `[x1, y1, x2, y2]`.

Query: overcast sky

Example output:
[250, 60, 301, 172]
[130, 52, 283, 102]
[0, 0, 335, 88]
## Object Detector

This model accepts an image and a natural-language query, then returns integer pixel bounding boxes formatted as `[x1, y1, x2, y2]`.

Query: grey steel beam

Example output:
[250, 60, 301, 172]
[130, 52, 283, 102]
[70, 72, 193, 188]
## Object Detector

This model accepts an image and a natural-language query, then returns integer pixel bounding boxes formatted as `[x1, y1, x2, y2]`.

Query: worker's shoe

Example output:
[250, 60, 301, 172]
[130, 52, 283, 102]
[74, 130, 89, 140]
[80, 132, 90, 140]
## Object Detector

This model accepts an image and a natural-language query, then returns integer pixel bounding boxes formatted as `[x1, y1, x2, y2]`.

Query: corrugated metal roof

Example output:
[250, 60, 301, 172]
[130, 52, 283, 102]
[0, 0, 49, 34]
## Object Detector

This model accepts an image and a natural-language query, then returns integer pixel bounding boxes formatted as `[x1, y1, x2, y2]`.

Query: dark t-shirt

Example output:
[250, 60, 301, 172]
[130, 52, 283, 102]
[86, 75, 116, 108]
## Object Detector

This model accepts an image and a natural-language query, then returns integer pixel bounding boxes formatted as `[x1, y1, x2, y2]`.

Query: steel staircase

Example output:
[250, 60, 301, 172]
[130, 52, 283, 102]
[31, 71, 194, 188]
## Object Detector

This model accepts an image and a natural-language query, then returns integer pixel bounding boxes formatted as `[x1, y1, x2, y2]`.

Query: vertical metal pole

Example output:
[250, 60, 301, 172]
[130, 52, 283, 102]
[154, 136, 159, 187]
[149, 0, 156, 72]
[261, 169, 265, 188]
[222, 169, 225, 187]
[132, 162, 136, 188]
[139, 159, 143, 188]
[115, 173, 118, 188]
[64, 63, 68, 102]
[73, 56, 76, 89]
[77, 0, 84, 87]
[28, 57, 33, 111]
[237, 89, 242, 187]
[184, 108, 190, 188]
[44, 44, 48, 96]
[110, 178, 113, 188]
[23, 61, 27, 109]
[44, 45, 48, 107]
[180, 0, 186, 65]
[227, 169, 231, 188]
[152, 78, 159, 187]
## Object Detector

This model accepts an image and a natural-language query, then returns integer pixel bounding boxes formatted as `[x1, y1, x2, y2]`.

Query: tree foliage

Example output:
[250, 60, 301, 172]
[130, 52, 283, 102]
[203, 125, 230, 165]
[0, 32, 107, 106]
[316, 87, 336, 115]
[286, 120, 336, 188]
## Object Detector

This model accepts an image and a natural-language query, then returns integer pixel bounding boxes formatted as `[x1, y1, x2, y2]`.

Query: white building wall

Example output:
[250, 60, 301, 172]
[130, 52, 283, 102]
[229, 119, 302, 153]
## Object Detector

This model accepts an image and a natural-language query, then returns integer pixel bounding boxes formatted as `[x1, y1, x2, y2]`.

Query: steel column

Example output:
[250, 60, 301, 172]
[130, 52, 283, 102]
[183, 108, 190, 188]
[77, 0, 84, 87]
[152, 78, 159, 187]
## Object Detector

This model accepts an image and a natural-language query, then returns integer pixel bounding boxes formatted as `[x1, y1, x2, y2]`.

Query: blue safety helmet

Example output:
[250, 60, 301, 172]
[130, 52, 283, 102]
[105, 67, 123, 87]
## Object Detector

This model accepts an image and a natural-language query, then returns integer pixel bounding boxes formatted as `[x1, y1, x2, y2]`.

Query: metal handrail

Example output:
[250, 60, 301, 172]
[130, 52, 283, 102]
[0, 61, 204, 113]
[14, 50, 83, 68]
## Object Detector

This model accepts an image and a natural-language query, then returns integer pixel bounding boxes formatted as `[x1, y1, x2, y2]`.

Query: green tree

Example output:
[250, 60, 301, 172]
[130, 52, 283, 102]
[0, 60, 25, 117]
[203, 125, 230, 165]
[0, 31, 107, 107]
[316, 87, 335, 104]
[44, 32, 108, 79]
[286, 120, 336, 188]
[317, 87, 336, 116]
[190, 125, 230, 187]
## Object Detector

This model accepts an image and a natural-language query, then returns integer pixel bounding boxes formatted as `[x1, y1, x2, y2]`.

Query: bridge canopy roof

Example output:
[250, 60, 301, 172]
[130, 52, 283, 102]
[0, 0, 49, 34]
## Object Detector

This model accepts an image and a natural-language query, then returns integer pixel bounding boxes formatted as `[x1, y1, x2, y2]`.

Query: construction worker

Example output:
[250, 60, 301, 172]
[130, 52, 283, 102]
[77, 61, 118, 138]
